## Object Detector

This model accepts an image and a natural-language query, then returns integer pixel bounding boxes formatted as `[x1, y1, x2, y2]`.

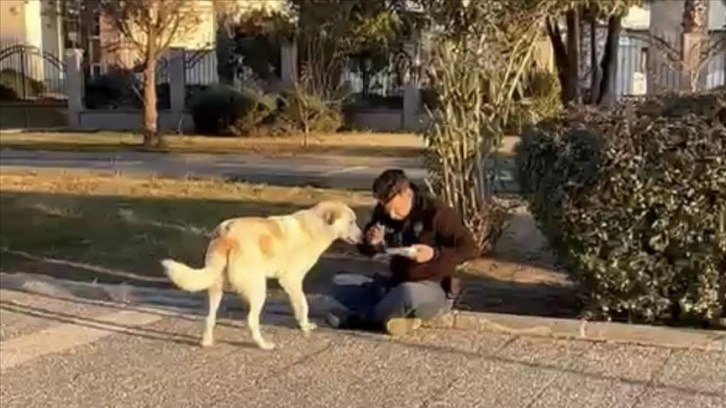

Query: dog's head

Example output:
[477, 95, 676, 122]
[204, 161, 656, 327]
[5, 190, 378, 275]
[312, 200, 363, 245]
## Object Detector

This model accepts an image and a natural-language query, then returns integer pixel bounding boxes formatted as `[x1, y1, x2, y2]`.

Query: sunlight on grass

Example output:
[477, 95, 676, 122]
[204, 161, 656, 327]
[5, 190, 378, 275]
[0, 170, 373, 286]
[0, 131, 425, 157]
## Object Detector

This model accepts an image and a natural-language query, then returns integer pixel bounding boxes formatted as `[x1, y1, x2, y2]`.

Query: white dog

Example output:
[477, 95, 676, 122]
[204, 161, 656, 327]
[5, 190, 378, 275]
[161, 200, 362, 350]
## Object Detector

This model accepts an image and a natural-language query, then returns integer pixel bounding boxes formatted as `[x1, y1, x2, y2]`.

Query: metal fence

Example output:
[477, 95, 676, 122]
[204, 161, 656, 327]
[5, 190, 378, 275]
[83, 53, 171, 110]
[617, 29, 725, 97]
[0, 40, 67, 104]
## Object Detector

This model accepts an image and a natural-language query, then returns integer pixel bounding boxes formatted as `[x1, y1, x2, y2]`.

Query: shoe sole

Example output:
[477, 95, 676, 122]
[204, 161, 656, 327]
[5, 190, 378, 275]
[385, 317, 422, 336]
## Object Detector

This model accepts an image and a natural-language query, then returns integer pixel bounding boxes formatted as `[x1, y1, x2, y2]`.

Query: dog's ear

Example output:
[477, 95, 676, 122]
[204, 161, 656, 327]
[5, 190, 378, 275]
[321, 207, 343, 226]
[314, 202, 343, 226]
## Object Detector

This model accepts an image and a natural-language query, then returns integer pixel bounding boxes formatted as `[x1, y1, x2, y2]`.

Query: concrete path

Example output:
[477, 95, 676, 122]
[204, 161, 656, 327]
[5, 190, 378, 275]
[1, 286, 723, 408]
[0, 149, 517, 191]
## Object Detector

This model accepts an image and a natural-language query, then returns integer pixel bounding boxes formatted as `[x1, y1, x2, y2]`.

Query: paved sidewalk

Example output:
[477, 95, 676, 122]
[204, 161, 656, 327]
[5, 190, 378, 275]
[1, 286, 723, 408]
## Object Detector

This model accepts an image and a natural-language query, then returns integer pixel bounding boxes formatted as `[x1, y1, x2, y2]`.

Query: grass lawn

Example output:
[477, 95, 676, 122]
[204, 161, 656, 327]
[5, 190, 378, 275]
[0, 131, 426, 158]
[0, 131, 521, 159]
[0, 168, 577, 317]
[0, 169, 374, 290]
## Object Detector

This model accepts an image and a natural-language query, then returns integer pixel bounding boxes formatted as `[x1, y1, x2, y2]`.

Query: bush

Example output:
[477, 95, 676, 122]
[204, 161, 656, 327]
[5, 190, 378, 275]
[190, 85, 277, 136]
[84, 69, 139, 109]
[634, 90, 726, 125]
[516, 94, 726, 325]
[0, 69, 45, 99]
[506, 70, 562, 134]
[278, 88, 343, 134]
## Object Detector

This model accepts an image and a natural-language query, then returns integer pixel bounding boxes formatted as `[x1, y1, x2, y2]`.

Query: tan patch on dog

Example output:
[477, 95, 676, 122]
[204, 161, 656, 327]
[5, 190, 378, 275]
[209, 235, 239, 256]
[253, 218, 284, 258]
[257, 234, 275, 257]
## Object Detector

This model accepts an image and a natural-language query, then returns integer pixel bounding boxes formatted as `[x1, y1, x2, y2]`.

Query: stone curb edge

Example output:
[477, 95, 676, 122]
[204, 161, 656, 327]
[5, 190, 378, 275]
[1, 272, 723, 351]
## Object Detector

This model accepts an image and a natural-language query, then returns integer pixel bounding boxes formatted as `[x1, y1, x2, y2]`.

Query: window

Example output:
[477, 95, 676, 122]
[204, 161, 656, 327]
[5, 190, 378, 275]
[640, 47, 649, 72]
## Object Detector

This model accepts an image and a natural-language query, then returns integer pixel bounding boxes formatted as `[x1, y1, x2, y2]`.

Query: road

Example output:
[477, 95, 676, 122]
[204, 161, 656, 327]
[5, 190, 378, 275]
[0, 149, 517, 191]
[1, 287, 723, 408]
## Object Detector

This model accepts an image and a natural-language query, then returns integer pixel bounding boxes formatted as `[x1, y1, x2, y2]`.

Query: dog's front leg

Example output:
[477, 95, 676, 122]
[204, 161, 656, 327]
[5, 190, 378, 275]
[280, 276, 317, 334]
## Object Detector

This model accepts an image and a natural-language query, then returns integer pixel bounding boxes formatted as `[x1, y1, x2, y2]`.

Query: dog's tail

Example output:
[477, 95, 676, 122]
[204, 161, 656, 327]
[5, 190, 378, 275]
[161, 236, 235, 292]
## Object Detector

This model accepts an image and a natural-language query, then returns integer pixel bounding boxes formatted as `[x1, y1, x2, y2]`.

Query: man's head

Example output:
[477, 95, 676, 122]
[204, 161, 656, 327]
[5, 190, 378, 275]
[372, 169, 414, 220]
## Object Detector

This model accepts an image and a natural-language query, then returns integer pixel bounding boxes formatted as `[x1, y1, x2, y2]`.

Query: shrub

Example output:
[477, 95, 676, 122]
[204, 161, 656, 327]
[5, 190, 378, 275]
[634, 90, 726, 125]
[278, 88, 343, 134]
[84, 69, 139, 109]
[230, 88, 278, 135]
[190, 85, 277, 136]
[0, 84, 18, 101]
[506, 70, 562, 134]
[516, 95, 726, 325]
[0, 69, 45, 99]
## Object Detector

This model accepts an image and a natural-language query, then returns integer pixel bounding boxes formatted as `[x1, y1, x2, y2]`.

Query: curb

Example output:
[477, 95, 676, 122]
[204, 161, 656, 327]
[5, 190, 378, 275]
[1, 272, 723, 351]
[424, 311, 725, 351]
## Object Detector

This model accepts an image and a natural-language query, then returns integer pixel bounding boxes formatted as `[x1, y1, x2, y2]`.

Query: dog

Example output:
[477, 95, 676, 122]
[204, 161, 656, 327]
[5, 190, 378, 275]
[160, 200, 362, 350]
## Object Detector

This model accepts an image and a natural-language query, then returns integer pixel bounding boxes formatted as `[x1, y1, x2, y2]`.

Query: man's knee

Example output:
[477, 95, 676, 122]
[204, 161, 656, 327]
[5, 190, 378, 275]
[373, 281, 447, 322]
[397, 281, 446, 303]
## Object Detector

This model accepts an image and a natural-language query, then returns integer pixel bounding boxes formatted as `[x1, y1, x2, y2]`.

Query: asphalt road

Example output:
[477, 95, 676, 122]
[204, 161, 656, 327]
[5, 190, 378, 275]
[0, 149, 517, 191]
[1, 287, 723, 408]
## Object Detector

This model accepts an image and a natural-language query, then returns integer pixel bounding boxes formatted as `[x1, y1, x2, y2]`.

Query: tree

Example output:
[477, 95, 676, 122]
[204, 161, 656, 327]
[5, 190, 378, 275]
[102, 0, 210, 148]
[417, 0, 560, 253]
[680, 0, 711, 90]
[344, 0, 404, 96]
[545, 0, 642, 106]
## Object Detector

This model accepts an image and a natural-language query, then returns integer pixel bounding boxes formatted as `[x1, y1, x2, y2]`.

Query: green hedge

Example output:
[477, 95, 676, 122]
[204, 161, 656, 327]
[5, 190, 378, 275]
[516, 91, 726, 325]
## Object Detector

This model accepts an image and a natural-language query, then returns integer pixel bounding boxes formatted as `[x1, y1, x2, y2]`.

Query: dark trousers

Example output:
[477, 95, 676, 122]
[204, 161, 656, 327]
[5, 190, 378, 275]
[329, 273, 452, 326]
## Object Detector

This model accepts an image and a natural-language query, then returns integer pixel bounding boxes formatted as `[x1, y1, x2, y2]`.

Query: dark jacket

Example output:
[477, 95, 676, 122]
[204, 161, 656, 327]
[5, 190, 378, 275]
[357, 185, 478, 284]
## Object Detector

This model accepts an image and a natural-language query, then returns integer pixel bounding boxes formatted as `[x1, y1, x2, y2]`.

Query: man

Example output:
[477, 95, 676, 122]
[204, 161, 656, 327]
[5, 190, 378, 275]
[327, 168, 478, 335]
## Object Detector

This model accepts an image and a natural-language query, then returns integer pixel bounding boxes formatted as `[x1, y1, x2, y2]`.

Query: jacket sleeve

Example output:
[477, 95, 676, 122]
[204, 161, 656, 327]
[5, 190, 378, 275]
[403, 206, 478, 281]
[432, 206, 478, 266]
[356, 204, 387, 257]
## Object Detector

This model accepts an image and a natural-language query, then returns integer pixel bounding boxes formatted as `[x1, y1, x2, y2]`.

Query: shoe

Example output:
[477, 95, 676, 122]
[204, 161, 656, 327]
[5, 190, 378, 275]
[385, 317, 422, 336]
[325, 311, 347, 329]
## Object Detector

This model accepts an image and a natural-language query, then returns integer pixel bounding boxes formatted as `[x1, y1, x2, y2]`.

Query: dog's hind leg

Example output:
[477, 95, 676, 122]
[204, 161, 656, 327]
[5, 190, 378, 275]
[201, 281, 223, 347]
[279, 275, 317, 335]
[233, 271, 275, 350]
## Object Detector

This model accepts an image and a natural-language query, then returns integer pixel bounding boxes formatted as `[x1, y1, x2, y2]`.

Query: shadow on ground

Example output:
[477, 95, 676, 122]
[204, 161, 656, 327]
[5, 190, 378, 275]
[0, 190, 578, 320]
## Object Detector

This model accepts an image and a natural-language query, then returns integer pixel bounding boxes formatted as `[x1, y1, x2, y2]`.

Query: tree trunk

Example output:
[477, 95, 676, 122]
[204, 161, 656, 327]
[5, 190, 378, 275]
[596, 15, 622, 106]
[588, 14, 601, 104]
[564, 10, 581, 104]
[681, 0, 709, 91]
[142, 59, 161, 147]
[216, 30, 235, 85]
[546, 18, 570, 104]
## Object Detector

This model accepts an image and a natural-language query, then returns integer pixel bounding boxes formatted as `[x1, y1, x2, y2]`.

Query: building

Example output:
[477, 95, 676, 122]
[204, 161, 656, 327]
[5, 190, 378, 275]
[0, 0, 66, 93]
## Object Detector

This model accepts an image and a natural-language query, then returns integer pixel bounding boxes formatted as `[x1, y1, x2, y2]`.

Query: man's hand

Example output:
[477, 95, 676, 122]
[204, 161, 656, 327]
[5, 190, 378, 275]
[365, 224, 385, 245]
[410, 244, 435, 263]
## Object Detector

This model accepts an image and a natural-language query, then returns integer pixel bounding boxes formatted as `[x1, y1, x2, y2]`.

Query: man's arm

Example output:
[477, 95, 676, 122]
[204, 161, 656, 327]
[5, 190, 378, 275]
[356, 204, 387, 257]
[403, 206, 478, 281]
[431, 206, 478, 266]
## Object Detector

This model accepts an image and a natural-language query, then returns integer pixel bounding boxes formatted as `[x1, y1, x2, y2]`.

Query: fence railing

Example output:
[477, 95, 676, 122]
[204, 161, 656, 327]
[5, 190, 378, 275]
[0, 40, 67, 104]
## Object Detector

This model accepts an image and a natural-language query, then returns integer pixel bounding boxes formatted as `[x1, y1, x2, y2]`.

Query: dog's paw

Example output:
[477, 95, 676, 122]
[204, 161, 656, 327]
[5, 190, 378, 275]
[301, 322, 318, 335]
[257, 341, 276, 351]
[200, 336, 214, 348]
